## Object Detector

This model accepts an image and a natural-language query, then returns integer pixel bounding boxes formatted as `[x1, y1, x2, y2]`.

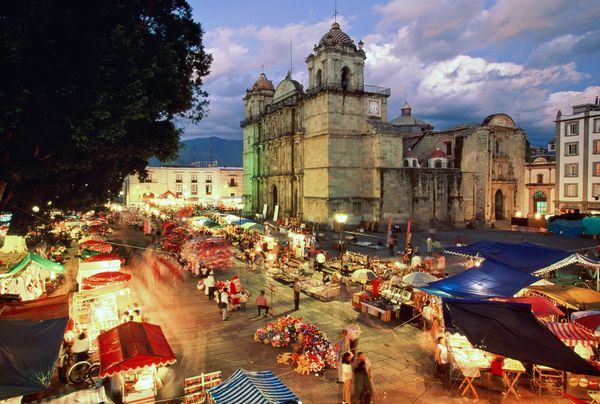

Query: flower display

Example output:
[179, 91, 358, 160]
[254, 316, 339, 374]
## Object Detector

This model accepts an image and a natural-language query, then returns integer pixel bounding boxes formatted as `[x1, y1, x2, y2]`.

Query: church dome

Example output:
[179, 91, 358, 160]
[273, 72, 304, 103]
[430, 148, 446, 158]
[404, 148, 416, 158]
[391, 101, 432, 133]
[252, 73, 274, 91]
[318, 22, 355, 47]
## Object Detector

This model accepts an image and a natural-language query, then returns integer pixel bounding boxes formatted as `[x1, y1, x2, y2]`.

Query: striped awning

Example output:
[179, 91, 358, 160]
[542, 320, 598, 347]
[207, 369, 299, 404]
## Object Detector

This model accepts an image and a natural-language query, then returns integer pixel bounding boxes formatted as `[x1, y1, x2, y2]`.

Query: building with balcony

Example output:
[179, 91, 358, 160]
[555, 98, 600, 213]
[123, 163, 243, 207]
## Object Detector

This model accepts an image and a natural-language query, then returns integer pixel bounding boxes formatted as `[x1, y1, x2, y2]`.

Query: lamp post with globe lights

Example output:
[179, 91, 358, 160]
[334, 212, 348, 269]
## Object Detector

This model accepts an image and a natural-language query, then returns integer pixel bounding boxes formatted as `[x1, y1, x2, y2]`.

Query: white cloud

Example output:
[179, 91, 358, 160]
[544, 86, 600, 122]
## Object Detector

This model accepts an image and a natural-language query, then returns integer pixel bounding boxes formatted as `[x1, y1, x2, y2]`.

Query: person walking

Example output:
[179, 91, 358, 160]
[293, 279, 301, 311]
[219, 288, 229, 321]
[57, 341, 69, 384]
[352, 360, 373, 404]
[205, 271, 216, 301]
[355, 352, 373, 379]
[337, 329, 351, 382]
[388, 234, 397, 256]
[341, 352, 354, 404]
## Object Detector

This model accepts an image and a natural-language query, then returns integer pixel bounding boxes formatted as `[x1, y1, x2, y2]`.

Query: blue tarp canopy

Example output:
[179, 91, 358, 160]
[444, 299, 600, 375]
[207, 369, 300, 404]
[444, 241, 574, 274]
[418, 259, 539, 299]
[0, 317, 68, 399]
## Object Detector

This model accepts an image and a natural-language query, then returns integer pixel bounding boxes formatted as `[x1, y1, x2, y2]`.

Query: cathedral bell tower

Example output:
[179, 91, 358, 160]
[306, 23, 365, 92]
[241, 73, 275, 215]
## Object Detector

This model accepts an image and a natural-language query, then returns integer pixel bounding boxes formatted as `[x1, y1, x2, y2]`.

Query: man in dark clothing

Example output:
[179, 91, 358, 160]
[293, 280, 301, 311]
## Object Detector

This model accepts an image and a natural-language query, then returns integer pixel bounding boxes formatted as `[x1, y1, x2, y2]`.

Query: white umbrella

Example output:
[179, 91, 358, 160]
[351, 269, 377, 284]
[402, 272, 437, 287]
[390, 275, 404, 285]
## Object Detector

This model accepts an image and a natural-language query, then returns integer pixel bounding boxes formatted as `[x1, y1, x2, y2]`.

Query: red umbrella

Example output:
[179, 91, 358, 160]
[84, 253, 125, 264]
[81, 271, 132, 290]
[573, 312, 600, 336]
[494, 296, 565, 317]
[80, 239, 104, 247]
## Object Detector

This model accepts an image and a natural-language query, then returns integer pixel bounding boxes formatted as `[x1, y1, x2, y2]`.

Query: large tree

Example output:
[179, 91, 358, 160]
[0, 0, 212, 234]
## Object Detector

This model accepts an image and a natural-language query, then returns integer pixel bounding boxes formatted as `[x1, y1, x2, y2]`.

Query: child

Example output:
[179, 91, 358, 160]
[240, 290, 250, 313]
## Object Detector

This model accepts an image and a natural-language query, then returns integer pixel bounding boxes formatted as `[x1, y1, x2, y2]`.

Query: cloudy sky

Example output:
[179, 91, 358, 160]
[186, 0, 600, 145]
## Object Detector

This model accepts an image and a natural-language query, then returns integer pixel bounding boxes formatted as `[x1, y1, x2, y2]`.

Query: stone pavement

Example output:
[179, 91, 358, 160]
[114, 226, 571, 404]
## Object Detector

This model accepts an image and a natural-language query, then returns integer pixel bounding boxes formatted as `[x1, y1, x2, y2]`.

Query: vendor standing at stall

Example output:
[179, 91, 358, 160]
[315, 251, 326, 272]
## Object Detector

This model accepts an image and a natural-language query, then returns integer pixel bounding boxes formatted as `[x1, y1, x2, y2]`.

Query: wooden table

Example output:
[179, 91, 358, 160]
[458, 366, 481, 399]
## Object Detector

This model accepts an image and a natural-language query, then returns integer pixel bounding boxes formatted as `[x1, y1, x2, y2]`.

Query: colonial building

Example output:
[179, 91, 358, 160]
[241, 22, 527, 228]
[405, 114, 528, 223]
[124, 164, 243, 207]
[523, 156, 555, 217]
[555, 98, 600, 213]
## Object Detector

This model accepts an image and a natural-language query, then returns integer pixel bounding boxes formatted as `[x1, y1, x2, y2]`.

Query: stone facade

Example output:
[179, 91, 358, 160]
[405, 114, 528, 223]
[241, 23, 528, 228]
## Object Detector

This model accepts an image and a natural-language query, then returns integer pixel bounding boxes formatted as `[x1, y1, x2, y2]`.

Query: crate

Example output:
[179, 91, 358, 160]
[381, 310, 392, 322]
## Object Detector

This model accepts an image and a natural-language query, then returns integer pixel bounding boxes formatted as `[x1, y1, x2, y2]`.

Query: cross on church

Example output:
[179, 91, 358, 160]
[333, 0, 338, 22]
[261, 64, 264, 73]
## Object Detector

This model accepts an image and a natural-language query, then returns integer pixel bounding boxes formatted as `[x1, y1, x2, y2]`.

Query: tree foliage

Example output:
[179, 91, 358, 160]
[0, 0, 212, 233]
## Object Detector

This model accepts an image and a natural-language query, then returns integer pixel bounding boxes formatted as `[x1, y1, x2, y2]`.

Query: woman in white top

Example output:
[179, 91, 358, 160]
[435, 336, 451, 383]
[341, 352, 353, 404]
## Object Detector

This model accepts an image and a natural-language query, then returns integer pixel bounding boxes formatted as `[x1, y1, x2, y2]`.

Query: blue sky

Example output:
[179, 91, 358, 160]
[186, 0, 600, 145]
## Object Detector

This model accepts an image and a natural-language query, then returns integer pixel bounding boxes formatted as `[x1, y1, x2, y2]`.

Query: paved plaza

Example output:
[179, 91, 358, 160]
[103, 225, 596, 403]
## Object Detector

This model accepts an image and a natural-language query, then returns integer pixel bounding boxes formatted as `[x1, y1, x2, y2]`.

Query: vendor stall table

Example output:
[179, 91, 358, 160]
[531, 365, 564, 396]
[458, 367, 480, 399]
[361, 302, 392, 322]
[502, 359, 526, 400]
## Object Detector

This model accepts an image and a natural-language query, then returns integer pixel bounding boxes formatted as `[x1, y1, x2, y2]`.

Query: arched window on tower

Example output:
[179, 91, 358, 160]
[341, 66, 350, 91]
[495, 139, 501, 155]
[316, 69, 322, 88]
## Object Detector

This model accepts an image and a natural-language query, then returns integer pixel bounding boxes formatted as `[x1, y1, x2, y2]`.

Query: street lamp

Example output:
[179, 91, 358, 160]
[32, 206, 40, 213]
[334, 212, 348, 270]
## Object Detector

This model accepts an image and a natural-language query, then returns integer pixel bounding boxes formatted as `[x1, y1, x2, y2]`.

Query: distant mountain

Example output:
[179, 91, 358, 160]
[149, 137, 242, 167]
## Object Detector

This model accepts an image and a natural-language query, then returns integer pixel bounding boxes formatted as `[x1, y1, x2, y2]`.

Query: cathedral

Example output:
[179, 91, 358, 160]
[241, 22, 527, 229]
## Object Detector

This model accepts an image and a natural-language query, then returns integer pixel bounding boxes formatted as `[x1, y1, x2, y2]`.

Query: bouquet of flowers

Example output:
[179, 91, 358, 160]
[253, 315, 337, 373]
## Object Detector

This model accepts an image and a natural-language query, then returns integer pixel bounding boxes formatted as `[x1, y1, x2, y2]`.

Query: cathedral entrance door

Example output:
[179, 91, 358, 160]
[494, 189, 504, 220]
[272, 185, 278, 208]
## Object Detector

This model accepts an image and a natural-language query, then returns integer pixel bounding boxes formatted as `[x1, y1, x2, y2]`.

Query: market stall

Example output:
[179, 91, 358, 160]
[525, 285, 600, 311]
[444, 299, 600, 376]
[541, 320, 598, 347]
[447, 333, 526, 399]
[70, 283, 132, 351]
[98, 322, 176, 404]
[207, 369, 299, 404]
[0, 252, 65, 300]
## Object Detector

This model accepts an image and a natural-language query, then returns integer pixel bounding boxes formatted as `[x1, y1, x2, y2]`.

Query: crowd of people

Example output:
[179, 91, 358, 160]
[338, 328, 374, 404]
